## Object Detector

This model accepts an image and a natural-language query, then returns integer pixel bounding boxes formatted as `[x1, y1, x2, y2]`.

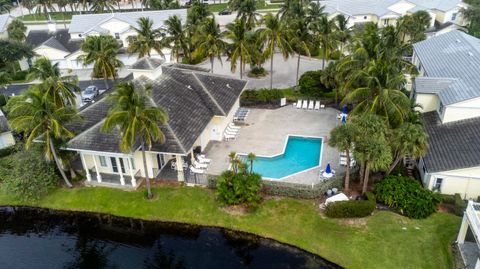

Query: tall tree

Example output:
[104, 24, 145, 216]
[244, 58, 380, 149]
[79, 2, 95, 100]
[311, 15, 337, 69]
[290, 18, 313, 86]
[257, 13, 292, 89]
[461, 0, 480, 37]
[187, 0, 212, 26]
[0, 40, 34, 73]
[78, 35, 123, 89]
[0, 0, 11, 14]
[35, 0, 55, 19]
[164, 15, 188, 63]
[328, 123, 358, 192]
[224, 19, 252, 79]
[279, 0, 304, 20]
[7, 19, 27, 42]
[90, 0, 116, 13]
[22, 0, 38, 18]
[234, 0, 259, 30]
[56, 0, 70, 28]
[102, 82, 168, 199]
[127, 17, 165, 58]
[6, 88, 80, 187]
[194, 17, 226, 73]
[305, 1, 325, 23]
[333, 14, 351, 55]
[246, 152, 256, 174]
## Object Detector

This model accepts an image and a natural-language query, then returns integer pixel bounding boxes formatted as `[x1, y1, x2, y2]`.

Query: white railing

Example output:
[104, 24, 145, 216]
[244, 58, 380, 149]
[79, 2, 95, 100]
[466, 201, 480, 248]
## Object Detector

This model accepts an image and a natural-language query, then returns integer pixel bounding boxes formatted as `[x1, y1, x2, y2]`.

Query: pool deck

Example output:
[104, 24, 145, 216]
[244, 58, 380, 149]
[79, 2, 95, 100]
[204, 106, 343, 185]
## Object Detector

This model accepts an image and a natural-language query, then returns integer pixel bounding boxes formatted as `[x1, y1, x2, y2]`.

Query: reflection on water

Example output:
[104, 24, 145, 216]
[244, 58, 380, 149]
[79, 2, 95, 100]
[0, 207, 340, 269]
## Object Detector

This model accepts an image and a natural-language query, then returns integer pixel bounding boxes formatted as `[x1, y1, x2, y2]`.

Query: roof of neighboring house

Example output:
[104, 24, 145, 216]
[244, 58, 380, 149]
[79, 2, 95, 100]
[414, 77, 458, 94]
[0, 14, 11, 33]
[130, 57, 165, 70]
[26, 29, 82, 54]
[0, 110, 10, 133]
[66, 63, 247, 155]
[423, 112, 480, 172]
[413, 30, 480, 105]
[69, 9, 188, 35]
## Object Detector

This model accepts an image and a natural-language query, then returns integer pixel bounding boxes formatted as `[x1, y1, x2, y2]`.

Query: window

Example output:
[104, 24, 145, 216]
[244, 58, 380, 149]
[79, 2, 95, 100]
[422, 164, 427, 174]
[451, 13, 457, 21]
[438, 101, 444, 115]
[114, 33, 120, 39]
[433, 178, 443, 192]
[130, 158, 135, 170]
[99, 156, 107, 167]
[383, 19, 389, 26]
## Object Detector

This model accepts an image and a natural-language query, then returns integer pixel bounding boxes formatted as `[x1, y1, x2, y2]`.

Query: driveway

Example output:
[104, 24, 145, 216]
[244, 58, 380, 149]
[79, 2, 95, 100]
[197, 53, 325, 89]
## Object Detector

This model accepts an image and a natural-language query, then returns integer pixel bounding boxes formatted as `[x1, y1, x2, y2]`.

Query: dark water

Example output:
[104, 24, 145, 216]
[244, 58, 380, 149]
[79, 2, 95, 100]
[0, 207, 339, 269]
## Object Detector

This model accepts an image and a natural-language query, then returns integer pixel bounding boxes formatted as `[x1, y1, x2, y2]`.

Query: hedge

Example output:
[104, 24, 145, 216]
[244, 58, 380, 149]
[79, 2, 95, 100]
[325, 192, 376, 218]
[453, 193, 466, 216]
[240, 89, 285, 107]
[208, 175, 343, 199]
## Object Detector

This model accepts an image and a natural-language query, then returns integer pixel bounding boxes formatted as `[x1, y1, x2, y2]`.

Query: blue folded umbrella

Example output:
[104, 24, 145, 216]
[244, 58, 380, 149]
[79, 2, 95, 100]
[341, 115, 347, 123]
[343, 106, 347, 114]
[325, 163, 332, 174]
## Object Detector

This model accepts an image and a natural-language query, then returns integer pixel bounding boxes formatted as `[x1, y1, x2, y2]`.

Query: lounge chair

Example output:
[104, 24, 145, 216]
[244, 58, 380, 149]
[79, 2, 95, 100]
[226, 126, 239, 133]
[314, 101, 320, 110]
[224, 134, 236, 140]
[197, 155, 211, 164]
[296, 100, 303, 109]
[193, 160, 208, 169]
[320, 104, 325, 109]
[308, 100, 314, 110]
[190, 165, 205, 174]
[302, 100, 308, 109]
[228, 123, 241, 130]
[224, 129, 238, 136]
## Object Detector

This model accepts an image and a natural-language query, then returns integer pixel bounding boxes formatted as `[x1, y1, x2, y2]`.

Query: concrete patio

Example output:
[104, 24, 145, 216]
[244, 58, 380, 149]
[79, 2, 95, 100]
[204, 105, 344, 185]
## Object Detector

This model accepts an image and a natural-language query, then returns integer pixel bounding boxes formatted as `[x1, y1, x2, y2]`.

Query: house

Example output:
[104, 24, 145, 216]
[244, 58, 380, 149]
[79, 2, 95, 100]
[456, 200, 480, 269]
[65, 58, 247, 188]
[68, 9, 188, 62]
[411, 30, 480, 200]
[0, 110, 15, 150]
[0, 14, 13, 39]
[323, 0, 467, 31]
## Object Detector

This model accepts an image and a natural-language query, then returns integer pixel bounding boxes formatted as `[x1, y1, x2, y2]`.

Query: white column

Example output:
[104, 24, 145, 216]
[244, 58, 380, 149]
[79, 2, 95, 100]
[92, 155, 102, 182]
[191, 151, 195, 165]
[457, 214, 469, 244]
[146, 152, 154, 178]
[80, 152, 91, 182]
[176, 155, 185, 182]
[129, 157, 136, 187]
[116, 157, 125, 185]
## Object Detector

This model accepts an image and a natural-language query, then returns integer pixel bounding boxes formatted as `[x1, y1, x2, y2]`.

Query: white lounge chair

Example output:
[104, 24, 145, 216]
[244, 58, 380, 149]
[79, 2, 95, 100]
[193, 160, 208, 169]
[197, 155, 211, 164]
[320, 104, 325, 109]
[308, 100, 314, 110]
[302, 100, 308, 109]
[296, 100, 302, 109]
[314, 101, 320, 110]
[224, 134, 236, 141]
[225, 129, 238, 136]
[226, 126, 239, 133]
[190, 165, 205, 174]
[228, 123, 241, 130]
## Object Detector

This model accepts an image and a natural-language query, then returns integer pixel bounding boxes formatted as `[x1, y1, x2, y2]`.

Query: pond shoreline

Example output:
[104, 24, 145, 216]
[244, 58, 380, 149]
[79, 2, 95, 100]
[0, 205, 342, 268]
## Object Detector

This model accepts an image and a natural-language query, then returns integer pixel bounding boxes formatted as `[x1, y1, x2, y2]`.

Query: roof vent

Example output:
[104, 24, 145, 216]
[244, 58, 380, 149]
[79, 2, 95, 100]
[226, 83, 231, 89]
[187, 85, 192, 90]
[468, 51, 474, 56]
[455, 39, 461, 43]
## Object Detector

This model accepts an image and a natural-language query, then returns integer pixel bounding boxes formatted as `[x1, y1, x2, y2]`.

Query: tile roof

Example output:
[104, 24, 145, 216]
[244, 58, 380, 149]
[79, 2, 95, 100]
[0, 110, 10, 133]
[130, 57, 165, 70]
[67, 64, 247, 155]
[69, 9, 188, 35]
[423, 111, 480, 172]
[413, 30, 480, 105]
[26, 29, 82, 54]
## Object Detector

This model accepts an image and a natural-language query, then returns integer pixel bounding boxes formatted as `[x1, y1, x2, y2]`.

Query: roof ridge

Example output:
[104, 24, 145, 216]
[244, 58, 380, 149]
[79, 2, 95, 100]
[67, 118, 107, 146]
[192, 72, 226, 116]
[164, 123, 187, 154]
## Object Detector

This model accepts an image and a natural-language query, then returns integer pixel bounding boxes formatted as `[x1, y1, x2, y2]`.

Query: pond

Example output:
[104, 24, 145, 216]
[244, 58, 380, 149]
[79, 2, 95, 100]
[0, 207, 340, 269]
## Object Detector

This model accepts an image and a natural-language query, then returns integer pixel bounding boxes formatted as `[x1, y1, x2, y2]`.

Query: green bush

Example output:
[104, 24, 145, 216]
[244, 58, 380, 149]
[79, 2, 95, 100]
[325, 192, 376, 218]
[439, 194, 455, 205]
[453, 193, 466, 216]
[216, 170, 262, 207]
[247, 67, 268, 78]
[298, 70, 330, 97]
[0, 146, 59, 201]
[240, 89, 284, 106]
[0, 145, 17, 158]
[374, 176, 440, 219]
[10, 70, 28, 82]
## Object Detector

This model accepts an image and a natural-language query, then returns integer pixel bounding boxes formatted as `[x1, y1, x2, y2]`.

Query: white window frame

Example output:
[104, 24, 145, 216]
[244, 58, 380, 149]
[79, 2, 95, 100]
[99, 156, 108, 167]
[451, 13, 457, 21]
[433, 178, 443, 192]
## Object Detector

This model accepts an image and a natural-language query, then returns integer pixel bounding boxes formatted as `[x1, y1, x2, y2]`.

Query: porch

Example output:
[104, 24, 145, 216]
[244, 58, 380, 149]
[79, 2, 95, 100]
[155, 159, 209, 186]
[457, 201, 480, 269]
[86, 171, 144, 190]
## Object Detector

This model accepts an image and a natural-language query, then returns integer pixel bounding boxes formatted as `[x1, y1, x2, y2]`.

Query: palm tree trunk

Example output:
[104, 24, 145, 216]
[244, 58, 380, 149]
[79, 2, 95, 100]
[345, 148, 350, 191]
[359, 160, 365, 185]
[296, 53, 301, 86]
[141, 141, 153, 199]
[239, 56, 243, 79]
[210, 56, 214, 73]
[386, 154, 402, 176]
[49, 138, 72, 188]
[250, 160, 253, 174]
[322, 46, 326, 69]
[269, 54, 274, 90]
[362, 161, 370, 194]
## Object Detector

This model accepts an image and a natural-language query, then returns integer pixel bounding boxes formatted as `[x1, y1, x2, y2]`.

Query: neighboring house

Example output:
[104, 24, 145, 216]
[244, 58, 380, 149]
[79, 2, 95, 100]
[68, 9, 188, 62]
[64, 58, 247, 189]
[411, 30, 480, 199]
[456, 200, 480, 269]
[323, 0, 467, 31]
[0, 110, 15, 150]
[0, 14, 13, 39]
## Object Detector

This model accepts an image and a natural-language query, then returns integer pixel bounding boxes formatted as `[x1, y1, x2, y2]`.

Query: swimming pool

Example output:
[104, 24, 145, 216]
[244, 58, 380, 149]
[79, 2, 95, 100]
[240, 136, 322, 179]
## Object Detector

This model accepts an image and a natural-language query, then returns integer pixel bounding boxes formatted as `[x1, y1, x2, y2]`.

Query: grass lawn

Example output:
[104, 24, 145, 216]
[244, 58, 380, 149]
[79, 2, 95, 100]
[18, 12, 79, 21]
[0, 185, 459, 268]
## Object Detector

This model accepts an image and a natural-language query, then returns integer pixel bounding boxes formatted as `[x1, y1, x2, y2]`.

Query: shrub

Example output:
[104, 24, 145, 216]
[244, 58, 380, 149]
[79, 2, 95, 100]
[216, 170, 262, 207]
[0, 146, 59, 201]
[325, 192, 376, 218]
[453, 193, 466, 216]
[298, 70, 330, 97]
[439, 194, 455, 205]
[374, 176, 440, 219]
[240, 89, 284, 106]
[247, 67, 268, 78]
[10, 70, 28, 82]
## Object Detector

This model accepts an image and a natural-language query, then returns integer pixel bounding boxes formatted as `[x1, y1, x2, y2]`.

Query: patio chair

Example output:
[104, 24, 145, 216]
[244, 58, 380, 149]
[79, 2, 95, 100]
[189, 165, 205, 174]
[197, 155, 211, 164]
[308, 100, 314, 110]
[296, 100, 303, 109]
[314, 101, 320, 110]
[320, 104, 325, 109]
[224, 129, 238, 136]
[302, 100, 308, 109]
[228, 123, 241, 130]
[224, 134, 236, 141]
[193, 160, 208, 169]
[226, 126, 240, 133]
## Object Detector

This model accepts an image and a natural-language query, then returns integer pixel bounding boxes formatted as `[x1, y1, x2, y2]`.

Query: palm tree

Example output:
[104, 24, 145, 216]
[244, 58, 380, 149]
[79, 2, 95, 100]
[7, 19, 27, 42]
[90, 0, 116, 13]
[164, 15, 188, 63]
[35, 0, 55, 20]
[28, 58, 80, 108]
[6, 88, 80, 187]
[78, 35, 123, 89]
[235, 0, 259, 30]
[194, 17, 226, 73]
[311, 15, 337, 69]
[386, 122, 428, 175]
[0, 0, 12, 14]
[333, 14, 351, 55]
[246, 152, 256, 174]
[328, 123, 357, 192]
[290, 18, 313, 86]
[257, 13, 292, 89]
[102, 82, 168, 199]
[320, 61, 339, 103]
[56, 0, 70, 28]
[22, 0, 38, 19]
[187, 0, 212, 26]
[279, 0, 304, 20]
[224, 19, 252, 79]
[127, 17, 165, 58]
[0, 71, 11, 88]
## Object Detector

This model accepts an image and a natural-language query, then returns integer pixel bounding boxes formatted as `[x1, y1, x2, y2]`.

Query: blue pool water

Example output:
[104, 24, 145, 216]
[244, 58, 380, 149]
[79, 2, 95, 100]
[240, 136, 322, 179]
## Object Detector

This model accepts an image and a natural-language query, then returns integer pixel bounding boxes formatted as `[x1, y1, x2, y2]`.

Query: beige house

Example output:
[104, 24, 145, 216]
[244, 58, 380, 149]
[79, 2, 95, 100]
[65, 58, 247, 188]
[411, 30, 480, 200]
[0, 110, 15, 150]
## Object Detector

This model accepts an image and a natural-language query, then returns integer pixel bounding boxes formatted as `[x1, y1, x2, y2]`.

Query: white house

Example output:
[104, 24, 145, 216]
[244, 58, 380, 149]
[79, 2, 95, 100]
[323, 0, 467, 31]
[64, 58, 247, 188]
[457, 200, 480, 269]
[0, 14, 13, 39]
[0, 110, 15, 150]
[411, 30, 480, 200]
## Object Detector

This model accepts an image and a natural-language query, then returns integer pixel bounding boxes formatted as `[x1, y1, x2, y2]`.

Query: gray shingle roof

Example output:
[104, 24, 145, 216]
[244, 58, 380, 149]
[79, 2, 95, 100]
[0, 110, 10, 133]
[413, 30, 480, 105]
[130, 57, 165, 70]
[67, 64, 247, 155]
[26, 29, 82, 54]
[423, 112, 480, 172]
[69, 9, 188, 34]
